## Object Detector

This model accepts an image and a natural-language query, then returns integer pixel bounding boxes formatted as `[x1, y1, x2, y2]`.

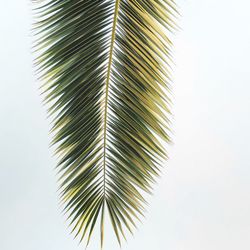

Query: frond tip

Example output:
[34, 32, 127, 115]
[32, 0, 178, 247]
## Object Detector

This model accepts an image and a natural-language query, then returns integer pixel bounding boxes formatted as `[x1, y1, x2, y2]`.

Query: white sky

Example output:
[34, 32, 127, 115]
[0, 0, 249, 249]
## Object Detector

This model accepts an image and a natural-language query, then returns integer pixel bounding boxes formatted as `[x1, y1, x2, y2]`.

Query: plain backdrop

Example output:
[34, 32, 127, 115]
[0, 0, 249, 249]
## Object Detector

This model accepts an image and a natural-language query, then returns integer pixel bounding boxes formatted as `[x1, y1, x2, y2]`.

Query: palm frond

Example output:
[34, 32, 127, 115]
[32, 0, 178, 247]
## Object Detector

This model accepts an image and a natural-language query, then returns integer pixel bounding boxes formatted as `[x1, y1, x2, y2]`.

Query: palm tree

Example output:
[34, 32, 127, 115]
[32, 0, 178, 248]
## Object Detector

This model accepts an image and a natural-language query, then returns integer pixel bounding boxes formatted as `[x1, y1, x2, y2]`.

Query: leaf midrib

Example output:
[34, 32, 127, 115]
[103, 0, 121, 197]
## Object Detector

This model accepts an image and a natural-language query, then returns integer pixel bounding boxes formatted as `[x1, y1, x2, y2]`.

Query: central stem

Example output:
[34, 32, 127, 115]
[103, 0, 121, 196]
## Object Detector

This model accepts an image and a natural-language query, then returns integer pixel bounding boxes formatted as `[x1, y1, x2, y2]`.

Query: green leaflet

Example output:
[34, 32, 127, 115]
[32, 0, 178, 248]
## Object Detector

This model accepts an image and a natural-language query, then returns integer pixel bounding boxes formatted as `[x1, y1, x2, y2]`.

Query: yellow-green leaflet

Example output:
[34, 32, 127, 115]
[32, 0, 178, 248]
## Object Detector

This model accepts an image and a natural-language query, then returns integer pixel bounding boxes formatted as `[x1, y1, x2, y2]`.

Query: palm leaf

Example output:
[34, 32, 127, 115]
[32, 0, 178, 247]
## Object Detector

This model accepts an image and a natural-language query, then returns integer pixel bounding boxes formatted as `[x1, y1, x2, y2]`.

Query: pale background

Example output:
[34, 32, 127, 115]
[0, 0, 249, 249]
